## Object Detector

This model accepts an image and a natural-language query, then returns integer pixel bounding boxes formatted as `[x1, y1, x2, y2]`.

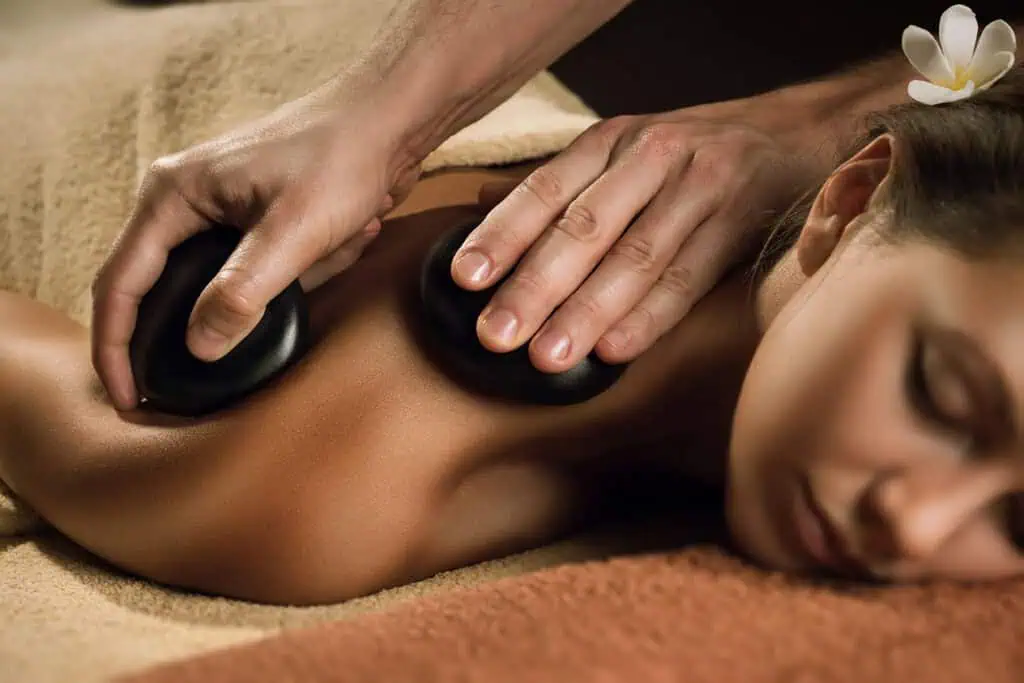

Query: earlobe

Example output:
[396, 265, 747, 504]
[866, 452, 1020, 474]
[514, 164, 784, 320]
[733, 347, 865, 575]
[796, 134, 894, 277]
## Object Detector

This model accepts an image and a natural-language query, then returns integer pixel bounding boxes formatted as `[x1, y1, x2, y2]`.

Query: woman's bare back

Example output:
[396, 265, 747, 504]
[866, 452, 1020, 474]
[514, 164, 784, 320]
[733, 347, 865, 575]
[0, 166, 758, 604]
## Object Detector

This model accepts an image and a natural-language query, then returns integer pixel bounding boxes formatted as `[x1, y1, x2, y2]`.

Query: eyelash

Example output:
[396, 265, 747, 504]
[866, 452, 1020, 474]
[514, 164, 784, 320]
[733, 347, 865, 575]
[907, 340, 951, 429]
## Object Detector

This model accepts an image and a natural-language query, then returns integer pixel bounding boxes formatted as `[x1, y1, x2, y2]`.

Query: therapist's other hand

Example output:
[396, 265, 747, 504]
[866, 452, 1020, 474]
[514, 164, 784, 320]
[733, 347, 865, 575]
[91, 82, 422, 410]
[451, 97, 822, 372]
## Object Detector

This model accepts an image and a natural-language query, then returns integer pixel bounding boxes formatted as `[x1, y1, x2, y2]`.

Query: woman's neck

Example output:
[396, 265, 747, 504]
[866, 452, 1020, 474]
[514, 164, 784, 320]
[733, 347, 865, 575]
[588, 267, 768, 486]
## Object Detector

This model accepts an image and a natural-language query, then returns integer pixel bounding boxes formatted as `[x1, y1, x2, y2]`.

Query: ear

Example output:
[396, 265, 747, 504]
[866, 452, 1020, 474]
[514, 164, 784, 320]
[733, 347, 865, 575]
[796, 134, 895, 276]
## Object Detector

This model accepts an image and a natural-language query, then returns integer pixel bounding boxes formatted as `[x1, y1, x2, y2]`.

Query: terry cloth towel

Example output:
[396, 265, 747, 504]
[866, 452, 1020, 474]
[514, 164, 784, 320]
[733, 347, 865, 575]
[0, 1, 601, 681]
[123, 547, 1024, 683]
[0, 0, 597, 327]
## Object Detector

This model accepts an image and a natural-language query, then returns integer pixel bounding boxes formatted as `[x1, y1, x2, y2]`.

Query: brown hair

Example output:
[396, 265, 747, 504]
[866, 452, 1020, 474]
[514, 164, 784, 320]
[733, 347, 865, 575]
[754, 62, 1024, 277]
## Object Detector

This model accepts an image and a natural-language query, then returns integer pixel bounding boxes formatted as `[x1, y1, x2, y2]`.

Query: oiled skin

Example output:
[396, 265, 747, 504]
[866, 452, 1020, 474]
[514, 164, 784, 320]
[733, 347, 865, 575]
[0, 167, 758, 605]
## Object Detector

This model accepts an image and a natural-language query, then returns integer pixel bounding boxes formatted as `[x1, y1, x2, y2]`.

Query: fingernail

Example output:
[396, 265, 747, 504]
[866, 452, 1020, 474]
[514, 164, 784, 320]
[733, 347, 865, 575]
[187, 321, 234, 361]
[453, 250, 491, 285]
[534, 329, 571, 361]
[479, 308, 518, 347]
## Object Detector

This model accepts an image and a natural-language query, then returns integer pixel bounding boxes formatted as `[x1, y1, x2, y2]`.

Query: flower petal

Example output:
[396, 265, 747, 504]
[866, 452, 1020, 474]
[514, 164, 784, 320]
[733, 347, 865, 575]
[968, 19, 1017, 74]
[972, 51, 1015, 90]
[907, 79, 972, 105]
[903, 25, 954, 83]
[939, 4, 979, 70]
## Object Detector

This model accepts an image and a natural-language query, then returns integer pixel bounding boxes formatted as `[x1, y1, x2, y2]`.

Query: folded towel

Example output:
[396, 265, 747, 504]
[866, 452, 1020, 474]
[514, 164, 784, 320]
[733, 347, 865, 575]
[122, 546, 1024, 683]
[0, 0, 595, 326]
[0, 2, 600, 681]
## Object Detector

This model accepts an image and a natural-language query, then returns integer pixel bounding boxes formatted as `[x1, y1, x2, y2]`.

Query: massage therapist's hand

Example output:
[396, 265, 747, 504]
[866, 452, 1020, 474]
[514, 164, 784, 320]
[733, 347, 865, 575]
[452, 97, 825, 372]
[91, 80, 422, 410]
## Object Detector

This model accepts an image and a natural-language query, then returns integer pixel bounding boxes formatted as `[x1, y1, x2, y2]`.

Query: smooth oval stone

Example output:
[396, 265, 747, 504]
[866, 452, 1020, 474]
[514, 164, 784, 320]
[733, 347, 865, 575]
[129, 226, 310, 417]
[419, 222, 628, 405]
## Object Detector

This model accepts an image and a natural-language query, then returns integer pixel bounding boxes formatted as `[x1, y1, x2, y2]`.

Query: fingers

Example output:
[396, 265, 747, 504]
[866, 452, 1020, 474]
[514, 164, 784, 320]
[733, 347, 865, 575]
[91, 182, 210, 410]
[450, 119, 625, 293]
[476, 135, 679, 362]
[525, 172, 715, 371]
[185, 189, 373, 361]
[595, 206, 747, 364]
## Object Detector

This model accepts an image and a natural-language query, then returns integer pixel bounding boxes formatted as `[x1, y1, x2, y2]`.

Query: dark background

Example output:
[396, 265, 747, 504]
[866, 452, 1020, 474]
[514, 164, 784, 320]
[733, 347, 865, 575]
[550, 0, 1024, 115]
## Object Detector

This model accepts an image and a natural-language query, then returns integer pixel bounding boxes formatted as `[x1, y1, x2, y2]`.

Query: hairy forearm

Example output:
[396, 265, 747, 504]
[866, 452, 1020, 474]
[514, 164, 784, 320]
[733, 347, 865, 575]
[336, 0, 633, 158]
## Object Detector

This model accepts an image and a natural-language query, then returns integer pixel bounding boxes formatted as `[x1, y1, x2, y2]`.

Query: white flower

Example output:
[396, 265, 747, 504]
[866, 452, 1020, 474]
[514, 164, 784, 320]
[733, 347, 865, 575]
[902, 4, 1017, 105]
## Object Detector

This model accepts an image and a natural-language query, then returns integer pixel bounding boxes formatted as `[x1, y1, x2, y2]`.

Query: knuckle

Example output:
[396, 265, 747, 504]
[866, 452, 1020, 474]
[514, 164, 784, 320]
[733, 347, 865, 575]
[143, 154, 185, 192]
[467, 217, 528, 261]
[688, 147, 731, 189]
[608, 235, 660, 274]
[500, 269, 565, 316]
[634, 122, 683, 159]
[554, 203, 601, 243]
[589, 115, 633, 151]
[203, 267, 264, 322]
[561, 291, 606, 323]
[653, 262, 696, 304]
[518, 166, 564, 210]
[319, 213, 351, 255]
[627, 303, 660, 338]
[506, 267, 551, 300]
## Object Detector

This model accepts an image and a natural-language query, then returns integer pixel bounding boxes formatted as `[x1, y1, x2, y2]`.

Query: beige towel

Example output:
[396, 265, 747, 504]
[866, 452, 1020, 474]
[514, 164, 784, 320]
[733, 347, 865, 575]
[0, 1, 600, 681]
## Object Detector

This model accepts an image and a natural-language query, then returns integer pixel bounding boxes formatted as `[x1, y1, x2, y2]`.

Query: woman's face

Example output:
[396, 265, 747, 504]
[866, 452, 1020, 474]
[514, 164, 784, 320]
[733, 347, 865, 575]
[729, 219, 1024, 583]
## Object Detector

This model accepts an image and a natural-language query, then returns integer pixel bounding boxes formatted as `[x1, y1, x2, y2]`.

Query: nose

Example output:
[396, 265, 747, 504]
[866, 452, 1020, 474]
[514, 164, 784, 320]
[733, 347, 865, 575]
[860, 461, 1008, 564]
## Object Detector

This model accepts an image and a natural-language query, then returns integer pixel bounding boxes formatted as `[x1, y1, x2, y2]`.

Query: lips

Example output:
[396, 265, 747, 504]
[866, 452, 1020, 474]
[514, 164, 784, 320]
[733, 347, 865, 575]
[792, 478, 863, 577]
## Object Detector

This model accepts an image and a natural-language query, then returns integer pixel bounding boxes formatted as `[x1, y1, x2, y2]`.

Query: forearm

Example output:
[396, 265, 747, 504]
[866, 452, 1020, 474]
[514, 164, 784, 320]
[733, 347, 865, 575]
[760, 50, 917, 166]
[333, 0, 633, 159]
[759, 19, 1024, 163]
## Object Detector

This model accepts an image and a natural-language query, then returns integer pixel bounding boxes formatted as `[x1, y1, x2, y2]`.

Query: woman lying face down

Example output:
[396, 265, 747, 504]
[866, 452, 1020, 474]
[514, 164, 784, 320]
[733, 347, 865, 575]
[3, 69, 1024, 605]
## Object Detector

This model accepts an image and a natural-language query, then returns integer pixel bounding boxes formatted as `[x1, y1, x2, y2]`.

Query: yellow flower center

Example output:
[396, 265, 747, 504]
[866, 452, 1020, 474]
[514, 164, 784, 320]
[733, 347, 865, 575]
[944, 65, 974, 90]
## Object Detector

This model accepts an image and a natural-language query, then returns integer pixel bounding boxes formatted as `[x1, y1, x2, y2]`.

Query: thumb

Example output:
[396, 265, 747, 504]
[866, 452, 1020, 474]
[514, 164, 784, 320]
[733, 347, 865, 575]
[185, 195, 368, 361]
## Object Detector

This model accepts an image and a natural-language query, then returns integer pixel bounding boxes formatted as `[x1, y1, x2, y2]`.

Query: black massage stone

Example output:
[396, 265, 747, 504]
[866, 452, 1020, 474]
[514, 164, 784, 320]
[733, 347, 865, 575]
[129, 226, 310, 417]
[419, 222, 628, 405]
[131, 221, 627, 416]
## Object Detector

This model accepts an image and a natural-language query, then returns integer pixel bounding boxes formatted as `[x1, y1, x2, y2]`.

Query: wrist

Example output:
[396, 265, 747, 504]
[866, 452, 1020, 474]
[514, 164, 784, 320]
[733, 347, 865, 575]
[756, 54, 915, 163]
[330, 42, 480, 152]
[314, 57, 466, 183]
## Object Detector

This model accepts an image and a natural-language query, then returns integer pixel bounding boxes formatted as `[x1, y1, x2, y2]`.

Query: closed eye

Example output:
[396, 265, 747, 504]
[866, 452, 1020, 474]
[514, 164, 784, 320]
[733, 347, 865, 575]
[907, 335, 959, 430]
[1007, 493, 1024, 553]
[908, 330, 1024, 554]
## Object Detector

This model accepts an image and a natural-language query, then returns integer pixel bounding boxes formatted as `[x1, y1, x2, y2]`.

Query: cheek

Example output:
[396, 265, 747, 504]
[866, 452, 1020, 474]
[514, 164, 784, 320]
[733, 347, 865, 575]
[732, 268, 909, 476]
[726, 259, 914, 563]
